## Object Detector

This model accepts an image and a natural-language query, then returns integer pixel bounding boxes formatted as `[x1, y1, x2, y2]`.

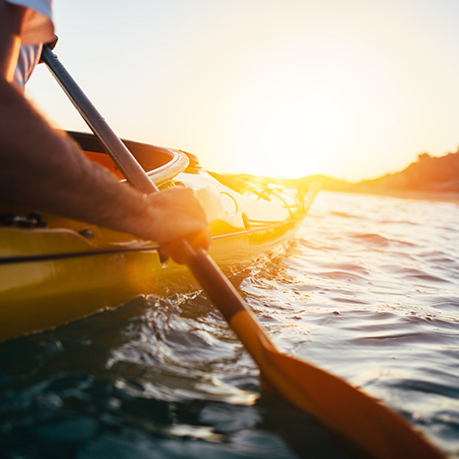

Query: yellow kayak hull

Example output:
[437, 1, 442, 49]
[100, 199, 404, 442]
[0, 132, 318, 342]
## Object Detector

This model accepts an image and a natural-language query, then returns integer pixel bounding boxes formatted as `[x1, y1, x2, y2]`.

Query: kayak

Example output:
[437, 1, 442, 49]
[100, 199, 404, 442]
[0, 131, 319, 342]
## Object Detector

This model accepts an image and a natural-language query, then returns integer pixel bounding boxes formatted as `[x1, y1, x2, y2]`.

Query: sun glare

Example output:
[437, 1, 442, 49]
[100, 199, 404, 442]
[27, 1, 459, 183]
[225, 39, 403, 180]
[232, 92, 343, 178]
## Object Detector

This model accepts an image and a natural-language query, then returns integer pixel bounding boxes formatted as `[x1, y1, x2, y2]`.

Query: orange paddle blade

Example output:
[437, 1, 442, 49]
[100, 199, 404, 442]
[184, 247, 444, 459]
[230, 310, 444, 459]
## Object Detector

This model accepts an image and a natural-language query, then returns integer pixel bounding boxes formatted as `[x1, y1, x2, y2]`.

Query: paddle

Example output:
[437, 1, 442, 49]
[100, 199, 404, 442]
[41, 45, 444, 459]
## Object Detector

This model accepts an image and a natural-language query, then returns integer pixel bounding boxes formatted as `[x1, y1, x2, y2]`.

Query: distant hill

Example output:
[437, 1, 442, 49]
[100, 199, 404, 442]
[231, 149, 459, 199]
[355, 150, 459, 193]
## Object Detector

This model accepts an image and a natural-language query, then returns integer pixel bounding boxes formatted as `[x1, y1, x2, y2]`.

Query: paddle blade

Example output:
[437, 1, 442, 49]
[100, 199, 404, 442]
[183, 244, 444, 459]
[231, 310, 444, 459]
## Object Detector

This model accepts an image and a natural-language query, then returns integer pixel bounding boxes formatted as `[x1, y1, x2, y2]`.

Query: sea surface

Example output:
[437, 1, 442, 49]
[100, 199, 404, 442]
[1, 190, 458, 458]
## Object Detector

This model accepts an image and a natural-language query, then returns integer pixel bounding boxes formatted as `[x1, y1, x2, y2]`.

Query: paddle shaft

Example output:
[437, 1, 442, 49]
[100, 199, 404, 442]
[41, 45, 248, 325]
[41, 47, 158, 194]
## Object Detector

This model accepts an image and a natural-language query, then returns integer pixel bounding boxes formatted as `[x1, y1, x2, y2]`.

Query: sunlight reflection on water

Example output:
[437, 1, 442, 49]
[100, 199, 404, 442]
[0, 191, 458, 458]
[241, 191, 459, 456]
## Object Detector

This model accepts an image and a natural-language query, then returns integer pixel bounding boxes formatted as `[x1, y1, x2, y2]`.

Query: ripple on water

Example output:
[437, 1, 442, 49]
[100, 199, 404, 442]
[1, 191, 459, 458]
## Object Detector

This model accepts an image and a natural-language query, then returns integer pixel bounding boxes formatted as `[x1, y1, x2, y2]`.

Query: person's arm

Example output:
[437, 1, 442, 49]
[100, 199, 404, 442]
[0, 1, 209, 246]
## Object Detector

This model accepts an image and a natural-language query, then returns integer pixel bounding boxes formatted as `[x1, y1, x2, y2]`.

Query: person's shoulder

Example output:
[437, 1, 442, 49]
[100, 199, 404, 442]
[5, 0, 54, 45]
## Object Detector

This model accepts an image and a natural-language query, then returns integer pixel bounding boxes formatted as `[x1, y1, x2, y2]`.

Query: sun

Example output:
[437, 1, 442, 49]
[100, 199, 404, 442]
[230, 86, 349, 179]
[206, 39, 404, 181]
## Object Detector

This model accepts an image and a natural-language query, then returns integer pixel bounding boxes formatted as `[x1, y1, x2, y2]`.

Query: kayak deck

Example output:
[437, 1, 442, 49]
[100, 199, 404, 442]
[0, 132, 319, 342]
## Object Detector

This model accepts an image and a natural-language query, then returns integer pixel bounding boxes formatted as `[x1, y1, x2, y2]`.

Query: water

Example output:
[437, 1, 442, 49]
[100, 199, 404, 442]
[1, 190, 458, 458]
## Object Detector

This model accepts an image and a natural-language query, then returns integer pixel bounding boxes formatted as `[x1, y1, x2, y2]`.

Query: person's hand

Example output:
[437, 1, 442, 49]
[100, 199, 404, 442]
[139, 186, 211, 262]
[39, 35, 58, 63]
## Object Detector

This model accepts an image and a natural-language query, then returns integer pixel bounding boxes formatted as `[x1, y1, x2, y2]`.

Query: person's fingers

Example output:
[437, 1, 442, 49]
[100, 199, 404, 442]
[144, 187, 209, 244]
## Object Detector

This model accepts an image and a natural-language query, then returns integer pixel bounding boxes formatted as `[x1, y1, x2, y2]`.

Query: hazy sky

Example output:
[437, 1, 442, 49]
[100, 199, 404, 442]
[27, 0, 459, 180]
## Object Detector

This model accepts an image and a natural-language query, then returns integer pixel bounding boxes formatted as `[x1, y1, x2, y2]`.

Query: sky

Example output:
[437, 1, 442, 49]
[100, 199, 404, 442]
[26, 0, 459, 181]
